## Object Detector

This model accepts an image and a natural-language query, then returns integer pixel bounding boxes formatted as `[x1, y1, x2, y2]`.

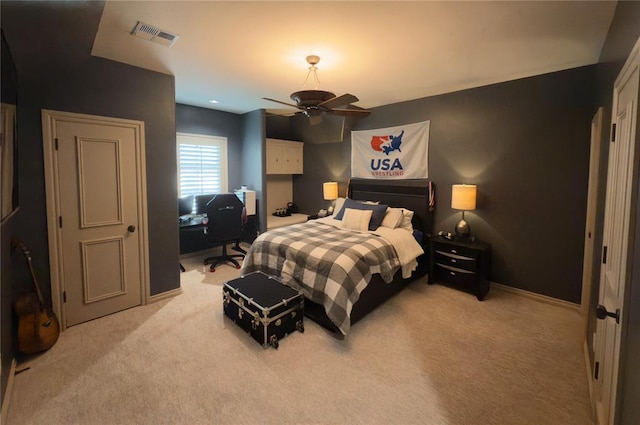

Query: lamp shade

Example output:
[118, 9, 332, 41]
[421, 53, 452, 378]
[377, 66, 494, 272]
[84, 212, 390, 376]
[323, 181, 339, 200]
[451, 184, 477, 211]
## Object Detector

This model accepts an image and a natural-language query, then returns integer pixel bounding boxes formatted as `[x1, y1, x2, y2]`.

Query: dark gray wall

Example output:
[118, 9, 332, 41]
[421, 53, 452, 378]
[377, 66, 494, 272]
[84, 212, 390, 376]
[1, 2, 179, 404]
[175, 103, 244, 190]
[0, 24, 20, 407]
[295, 66, 597, 304]
[241, 110, 267, 232]
[590, 2, 640, 424]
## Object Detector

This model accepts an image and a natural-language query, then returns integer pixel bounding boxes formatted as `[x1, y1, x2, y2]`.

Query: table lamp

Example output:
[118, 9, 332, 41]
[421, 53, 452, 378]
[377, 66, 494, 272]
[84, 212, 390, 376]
[323, 181, 339, 214]
[451, 184, 477, 238]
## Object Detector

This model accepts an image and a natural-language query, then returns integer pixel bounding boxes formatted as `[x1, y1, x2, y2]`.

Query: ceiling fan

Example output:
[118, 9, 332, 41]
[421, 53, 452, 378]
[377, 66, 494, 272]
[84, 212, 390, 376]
[263, 55, 371, 125]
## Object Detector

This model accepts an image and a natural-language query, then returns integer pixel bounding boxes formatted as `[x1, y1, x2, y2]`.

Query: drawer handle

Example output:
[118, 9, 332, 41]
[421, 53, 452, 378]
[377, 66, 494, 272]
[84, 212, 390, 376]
[450, 259, 457, 263]
[451, 249, 458, 254]
[450, 271, 456, 276]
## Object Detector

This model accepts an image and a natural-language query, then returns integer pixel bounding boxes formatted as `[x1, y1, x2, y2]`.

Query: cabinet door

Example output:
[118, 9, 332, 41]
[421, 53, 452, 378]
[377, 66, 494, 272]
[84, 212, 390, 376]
[283, 144, 303, 174]
[266, 143, 283, 174]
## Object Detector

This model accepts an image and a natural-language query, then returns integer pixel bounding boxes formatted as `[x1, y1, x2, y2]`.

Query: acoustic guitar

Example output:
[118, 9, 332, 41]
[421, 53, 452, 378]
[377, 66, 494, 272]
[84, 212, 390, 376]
[12, 240, 60, 354]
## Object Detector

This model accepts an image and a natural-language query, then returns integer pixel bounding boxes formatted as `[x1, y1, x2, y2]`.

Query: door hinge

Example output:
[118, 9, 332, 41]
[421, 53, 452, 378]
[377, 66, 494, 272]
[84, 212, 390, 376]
[63, 291, 67, 303]
[55, 138, 59, 150]
[594, 361, 600, 380]
[602, 246, 607, 264]
[58, 216, 63, 228]
[611, 123, 616, 142]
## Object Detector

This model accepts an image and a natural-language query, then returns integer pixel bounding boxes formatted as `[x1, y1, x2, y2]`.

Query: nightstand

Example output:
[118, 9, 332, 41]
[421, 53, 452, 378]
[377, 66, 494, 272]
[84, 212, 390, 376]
[428, 237, 492, 300]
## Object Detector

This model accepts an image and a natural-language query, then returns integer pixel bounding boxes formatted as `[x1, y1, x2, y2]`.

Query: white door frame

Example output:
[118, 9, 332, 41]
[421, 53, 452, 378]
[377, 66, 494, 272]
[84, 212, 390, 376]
[42, 109, 150, 330]
[582, 106, 604, 331]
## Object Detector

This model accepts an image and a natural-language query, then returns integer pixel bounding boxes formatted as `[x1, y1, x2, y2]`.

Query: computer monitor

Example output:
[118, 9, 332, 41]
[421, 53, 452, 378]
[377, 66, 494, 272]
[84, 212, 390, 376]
[178, 195, 195, 216]
[195, 194, 215, 215]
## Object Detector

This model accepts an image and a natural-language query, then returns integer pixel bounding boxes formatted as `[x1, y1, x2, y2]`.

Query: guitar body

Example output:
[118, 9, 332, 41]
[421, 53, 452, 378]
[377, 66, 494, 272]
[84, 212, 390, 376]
[15, 292, 60, 354]
[12, 240, 61, 354]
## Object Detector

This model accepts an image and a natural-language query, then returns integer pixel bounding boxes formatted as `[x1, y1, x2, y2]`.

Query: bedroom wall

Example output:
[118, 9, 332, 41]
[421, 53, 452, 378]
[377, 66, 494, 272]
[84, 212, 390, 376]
[175, 103, 244, 190]
[294, 65, 597, 304]
[1, 1, 179, 300]
[0, 3, 180, 386]
[240, 110, 267, 233]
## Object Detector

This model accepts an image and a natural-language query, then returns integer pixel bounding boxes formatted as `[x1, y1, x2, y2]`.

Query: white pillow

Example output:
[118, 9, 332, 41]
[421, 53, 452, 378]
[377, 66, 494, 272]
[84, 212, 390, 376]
[399, 208, 414, 232]
[381, 208, 404, 229]
[342, 208, 373, 232]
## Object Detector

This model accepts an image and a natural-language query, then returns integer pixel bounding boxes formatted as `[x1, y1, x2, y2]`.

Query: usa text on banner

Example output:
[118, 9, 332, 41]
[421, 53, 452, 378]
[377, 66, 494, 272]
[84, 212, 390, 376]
[351, 121, 430, 179]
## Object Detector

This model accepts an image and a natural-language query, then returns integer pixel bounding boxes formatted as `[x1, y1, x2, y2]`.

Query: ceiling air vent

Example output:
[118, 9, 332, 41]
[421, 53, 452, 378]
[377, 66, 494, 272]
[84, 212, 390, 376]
[131, 21, 179, 47]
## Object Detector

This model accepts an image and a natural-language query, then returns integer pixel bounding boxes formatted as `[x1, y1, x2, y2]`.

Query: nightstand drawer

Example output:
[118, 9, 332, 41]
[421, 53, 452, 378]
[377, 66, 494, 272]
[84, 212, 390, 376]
[434, 263, 478, 287]
[434, 250, 478, 272]
[433, 243, 479, 259]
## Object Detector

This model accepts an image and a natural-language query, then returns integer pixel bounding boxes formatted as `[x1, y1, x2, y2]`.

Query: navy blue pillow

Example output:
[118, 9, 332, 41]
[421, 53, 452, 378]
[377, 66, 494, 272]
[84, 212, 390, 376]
[334, 198, 388, 231]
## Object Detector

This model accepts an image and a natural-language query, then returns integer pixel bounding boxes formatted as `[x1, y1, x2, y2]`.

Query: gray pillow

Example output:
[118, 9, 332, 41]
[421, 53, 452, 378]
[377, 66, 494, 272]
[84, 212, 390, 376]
[334, 198, 388, 230]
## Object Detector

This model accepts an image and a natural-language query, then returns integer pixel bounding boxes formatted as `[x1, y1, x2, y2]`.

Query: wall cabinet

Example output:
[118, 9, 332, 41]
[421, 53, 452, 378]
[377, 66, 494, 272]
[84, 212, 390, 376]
[266, 139, 303, 174]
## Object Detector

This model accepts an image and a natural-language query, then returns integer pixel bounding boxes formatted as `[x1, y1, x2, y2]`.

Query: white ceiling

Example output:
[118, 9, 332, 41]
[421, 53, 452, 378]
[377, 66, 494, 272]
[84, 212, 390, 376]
[92, 1, 616, 115]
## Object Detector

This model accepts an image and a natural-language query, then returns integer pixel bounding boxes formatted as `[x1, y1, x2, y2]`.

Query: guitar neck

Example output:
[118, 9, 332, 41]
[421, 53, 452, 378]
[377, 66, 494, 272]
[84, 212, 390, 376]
[13, 241, 47, 309]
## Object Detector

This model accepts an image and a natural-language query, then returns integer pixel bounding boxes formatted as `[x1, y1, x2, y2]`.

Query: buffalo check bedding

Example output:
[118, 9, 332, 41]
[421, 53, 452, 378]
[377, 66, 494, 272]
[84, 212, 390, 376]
[240, 219, 421, 335]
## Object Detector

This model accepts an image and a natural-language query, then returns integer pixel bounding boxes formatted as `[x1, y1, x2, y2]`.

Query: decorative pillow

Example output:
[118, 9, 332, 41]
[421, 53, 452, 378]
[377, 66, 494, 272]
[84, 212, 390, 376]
[380, 207, 404, 229]
[334, 198, 388, 230]
[399, 208, 414, 232]
[342, 208, 373, 232]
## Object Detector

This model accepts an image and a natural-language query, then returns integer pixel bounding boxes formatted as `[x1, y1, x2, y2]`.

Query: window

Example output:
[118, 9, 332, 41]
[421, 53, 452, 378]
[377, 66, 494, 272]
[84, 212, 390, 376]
[177, 133, 228, 200]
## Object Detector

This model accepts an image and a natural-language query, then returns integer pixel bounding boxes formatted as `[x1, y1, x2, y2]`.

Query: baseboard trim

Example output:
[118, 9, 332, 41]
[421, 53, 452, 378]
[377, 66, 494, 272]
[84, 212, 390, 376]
[491, 282, 581, 312]
[1, 358, 17, 424]
[149, 286, 183, 303]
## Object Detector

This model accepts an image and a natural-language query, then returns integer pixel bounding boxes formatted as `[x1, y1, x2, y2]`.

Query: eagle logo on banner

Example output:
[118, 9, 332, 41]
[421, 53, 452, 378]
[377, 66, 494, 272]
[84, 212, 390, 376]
[351, 121, 429, 179]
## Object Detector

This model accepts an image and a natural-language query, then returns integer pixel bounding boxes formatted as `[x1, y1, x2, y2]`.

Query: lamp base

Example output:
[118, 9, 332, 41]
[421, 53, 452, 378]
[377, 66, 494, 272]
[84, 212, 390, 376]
[455, 218, 471, 239]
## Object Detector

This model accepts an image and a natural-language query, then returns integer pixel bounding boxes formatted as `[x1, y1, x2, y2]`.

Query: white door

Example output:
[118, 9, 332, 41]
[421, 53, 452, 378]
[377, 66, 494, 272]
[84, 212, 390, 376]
[594, 38, 640, 425]
[582, 107, 603, 330]
[42, 110, 149, 328]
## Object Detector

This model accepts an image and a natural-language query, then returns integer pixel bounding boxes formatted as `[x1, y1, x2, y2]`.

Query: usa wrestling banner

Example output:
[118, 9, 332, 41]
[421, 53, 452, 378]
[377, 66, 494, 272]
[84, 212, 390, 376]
[351, 120, 430, 179]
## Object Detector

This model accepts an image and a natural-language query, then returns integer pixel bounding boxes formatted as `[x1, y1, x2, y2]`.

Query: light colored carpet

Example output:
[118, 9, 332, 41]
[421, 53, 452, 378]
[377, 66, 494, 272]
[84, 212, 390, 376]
[6, 253, 593, 425]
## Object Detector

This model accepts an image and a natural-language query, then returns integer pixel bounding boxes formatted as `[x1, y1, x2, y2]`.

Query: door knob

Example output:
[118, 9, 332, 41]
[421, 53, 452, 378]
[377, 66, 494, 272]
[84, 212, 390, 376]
[127, 225, 136, 233]
[596, 304, 620, 324]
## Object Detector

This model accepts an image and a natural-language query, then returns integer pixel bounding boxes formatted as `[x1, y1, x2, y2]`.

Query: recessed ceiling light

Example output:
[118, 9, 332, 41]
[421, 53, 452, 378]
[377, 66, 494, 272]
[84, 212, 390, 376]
[208, 99, 219, 104]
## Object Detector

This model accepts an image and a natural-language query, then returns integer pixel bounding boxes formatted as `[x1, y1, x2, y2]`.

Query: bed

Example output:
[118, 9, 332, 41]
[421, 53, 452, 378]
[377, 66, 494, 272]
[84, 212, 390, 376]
[240, 178, 435, 335]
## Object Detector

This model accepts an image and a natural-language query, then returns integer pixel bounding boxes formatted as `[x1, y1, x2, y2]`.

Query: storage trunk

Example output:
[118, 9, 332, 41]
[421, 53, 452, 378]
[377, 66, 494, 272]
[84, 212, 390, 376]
[223, 271, 304, 349]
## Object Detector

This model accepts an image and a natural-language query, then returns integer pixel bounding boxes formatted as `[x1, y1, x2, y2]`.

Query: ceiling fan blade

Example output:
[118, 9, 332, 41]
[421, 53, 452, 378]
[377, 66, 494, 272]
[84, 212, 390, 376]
[262, 97, 302, 109]
[318, 93, 359, 110]
[327, 108, 371, 117]
[266, 110, 297, 118]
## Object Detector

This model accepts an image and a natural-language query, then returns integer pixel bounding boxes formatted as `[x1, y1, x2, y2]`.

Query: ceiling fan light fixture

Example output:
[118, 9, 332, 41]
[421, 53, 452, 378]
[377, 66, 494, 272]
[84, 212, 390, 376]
[262, 54, 371, 125]
[302, 54, 323, 90]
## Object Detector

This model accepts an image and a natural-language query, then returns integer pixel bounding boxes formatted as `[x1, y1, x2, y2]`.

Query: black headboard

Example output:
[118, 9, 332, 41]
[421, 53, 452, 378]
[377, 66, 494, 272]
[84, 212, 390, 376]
[348, 178, 435, 242]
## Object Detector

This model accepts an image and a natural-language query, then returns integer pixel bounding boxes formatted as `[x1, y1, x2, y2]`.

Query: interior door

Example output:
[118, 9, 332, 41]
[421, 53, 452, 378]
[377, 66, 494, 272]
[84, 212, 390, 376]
[582, 107, 603, 330]
[42, 110, 149, 328]
[594, 38, 639, 425]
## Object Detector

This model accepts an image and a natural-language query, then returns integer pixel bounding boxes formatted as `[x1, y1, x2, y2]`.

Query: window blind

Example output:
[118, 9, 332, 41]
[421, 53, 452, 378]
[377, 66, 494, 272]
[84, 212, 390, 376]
[178, 143, 224, 197]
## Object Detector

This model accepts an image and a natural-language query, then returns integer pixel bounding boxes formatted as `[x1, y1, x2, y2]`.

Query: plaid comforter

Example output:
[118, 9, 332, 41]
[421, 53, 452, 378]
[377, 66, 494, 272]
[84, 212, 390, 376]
[240, 220, 401, 335]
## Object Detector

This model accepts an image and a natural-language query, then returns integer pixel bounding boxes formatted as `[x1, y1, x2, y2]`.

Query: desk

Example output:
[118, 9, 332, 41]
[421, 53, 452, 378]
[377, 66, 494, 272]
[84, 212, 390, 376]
[180, 214, 259, 254]
[266, 213, 309, 230]
[179, 215, 209, 254]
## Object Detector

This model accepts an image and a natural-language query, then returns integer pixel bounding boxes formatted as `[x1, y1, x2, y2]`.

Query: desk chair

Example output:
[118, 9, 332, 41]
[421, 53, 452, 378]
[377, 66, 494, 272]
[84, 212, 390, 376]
[203, 193, 246, 272]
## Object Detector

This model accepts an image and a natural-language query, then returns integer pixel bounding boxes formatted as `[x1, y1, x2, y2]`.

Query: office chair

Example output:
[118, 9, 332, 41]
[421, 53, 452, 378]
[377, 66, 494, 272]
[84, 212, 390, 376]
[203, 193, 246, 272]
